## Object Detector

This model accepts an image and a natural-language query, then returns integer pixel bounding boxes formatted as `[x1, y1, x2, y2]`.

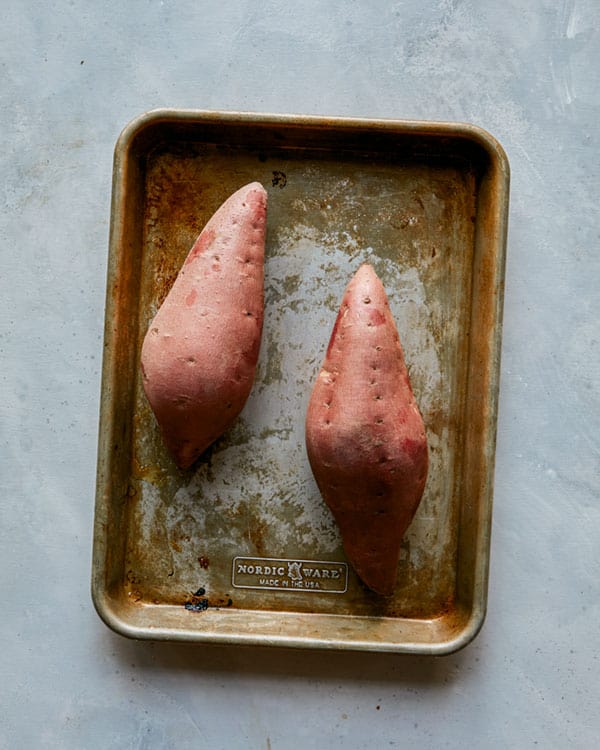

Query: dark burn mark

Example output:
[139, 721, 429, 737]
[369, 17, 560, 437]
[183, 586, 233, 612]
[185, 586, 209, 613]
[271, 170, 287, 188]
[197, 556, 210, 569]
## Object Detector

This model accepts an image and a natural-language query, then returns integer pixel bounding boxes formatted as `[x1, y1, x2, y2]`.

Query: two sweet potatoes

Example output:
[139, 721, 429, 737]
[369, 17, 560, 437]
[141, 185, 427, 595]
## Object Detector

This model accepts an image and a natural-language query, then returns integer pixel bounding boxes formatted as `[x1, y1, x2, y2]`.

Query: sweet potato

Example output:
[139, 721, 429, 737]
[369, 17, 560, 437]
[141, 182, 267, 469]
[305, 263, 428, 595]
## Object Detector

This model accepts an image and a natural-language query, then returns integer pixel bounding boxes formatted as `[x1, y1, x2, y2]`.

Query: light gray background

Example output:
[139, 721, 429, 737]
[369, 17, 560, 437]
[2, 1, 598, 748]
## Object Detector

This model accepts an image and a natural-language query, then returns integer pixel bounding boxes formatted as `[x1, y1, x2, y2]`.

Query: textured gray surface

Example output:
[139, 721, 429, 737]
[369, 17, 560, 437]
[1, 1, 598, 747]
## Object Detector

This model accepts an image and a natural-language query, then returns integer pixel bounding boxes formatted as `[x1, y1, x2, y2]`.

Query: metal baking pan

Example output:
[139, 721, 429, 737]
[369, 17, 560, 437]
[92, 109, 509, 654]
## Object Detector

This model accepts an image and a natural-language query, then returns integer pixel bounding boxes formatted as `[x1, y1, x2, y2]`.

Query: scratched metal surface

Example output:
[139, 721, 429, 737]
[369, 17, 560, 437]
[92, 111, 508, 650]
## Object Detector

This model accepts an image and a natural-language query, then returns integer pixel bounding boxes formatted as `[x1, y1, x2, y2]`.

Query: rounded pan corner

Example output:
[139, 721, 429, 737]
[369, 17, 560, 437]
[112, 108, 209, 165]
[114, 108, 177, 153]
[90, 580, 145, 642]
[453, 121, 511, 182]
[432, 606, 487, 656]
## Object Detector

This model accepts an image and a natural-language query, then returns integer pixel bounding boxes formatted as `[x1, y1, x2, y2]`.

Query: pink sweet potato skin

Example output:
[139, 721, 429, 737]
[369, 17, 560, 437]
[141, 182, 267, 469]
[305, 263, 428, 595]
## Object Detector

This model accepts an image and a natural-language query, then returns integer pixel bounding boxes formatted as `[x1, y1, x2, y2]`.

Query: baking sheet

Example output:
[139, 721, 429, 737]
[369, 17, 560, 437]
[92, 110, 509, 653]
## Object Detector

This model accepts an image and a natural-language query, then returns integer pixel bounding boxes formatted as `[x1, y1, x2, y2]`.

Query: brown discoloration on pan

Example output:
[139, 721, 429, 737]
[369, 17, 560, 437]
[92, 110, 509, 654]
